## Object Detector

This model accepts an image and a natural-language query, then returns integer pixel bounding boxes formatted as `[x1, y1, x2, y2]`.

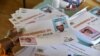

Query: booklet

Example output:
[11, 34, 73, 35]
[69, 8, 100, 45]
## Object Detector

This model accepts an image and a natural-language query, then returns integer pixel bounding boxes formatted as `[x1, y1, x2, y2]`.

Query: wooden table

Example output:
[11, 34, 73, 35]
[0, 0, 43, 39]
[79, 0, 100, 10]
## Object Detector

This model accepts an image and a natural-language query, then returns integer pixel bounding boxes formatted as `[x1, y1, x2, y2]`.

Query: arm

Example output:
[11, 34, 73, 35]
[0, 28, 23, 56]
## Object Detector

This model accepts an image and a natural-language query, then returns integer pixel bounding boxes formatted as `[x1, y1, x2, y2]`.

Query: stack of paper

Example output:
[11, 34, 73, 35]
[9, 4, 78, 46]
[69, 7, 100, 45]
[9, 4, 77, 56]
[9, 4, 100, 56]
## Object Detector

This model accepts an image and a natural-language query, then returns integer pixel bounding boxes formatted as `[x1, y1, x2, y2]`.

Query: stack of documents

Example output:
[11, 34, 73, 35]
[9, 4, 78, 46]
[9, 4, 100, 56]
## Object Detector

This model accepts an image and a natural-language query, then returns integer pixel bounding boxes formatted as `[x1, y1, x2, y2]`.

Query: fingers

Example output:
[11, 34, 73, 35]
[8, 28, 24, 37]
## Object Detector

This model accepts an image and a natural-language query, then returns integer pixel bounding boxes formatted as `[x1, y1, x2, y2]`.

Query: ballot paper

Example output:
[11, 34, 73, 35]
[19, 16, 78, 46]
[69, 8, 100, 45]
[11, 8, 39, 19]
[15, 42, 100, 56]
[9, 9, 45, 27]
[9, 4, 68, 28]
[19, 36, 37, 46]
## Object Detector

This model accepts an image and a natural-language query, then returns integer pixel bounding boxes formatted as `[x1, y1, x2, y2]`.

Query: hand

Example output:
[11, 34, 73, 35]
[8, 28, 23, 38]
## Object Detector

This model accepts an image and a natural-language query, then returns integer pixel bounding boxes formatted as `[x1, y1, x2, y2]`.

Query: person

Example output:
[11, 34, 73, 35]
[0, 28, 23, 56]
[56, 22, 65, 32]
[81, 28, 93, 36]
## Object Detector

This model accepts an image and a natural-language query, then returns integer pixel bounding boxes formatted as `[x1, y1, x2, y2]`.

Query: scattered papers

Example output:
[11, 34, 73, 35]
[9, 4, 78, 46]
[8, 4, 100, 56]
